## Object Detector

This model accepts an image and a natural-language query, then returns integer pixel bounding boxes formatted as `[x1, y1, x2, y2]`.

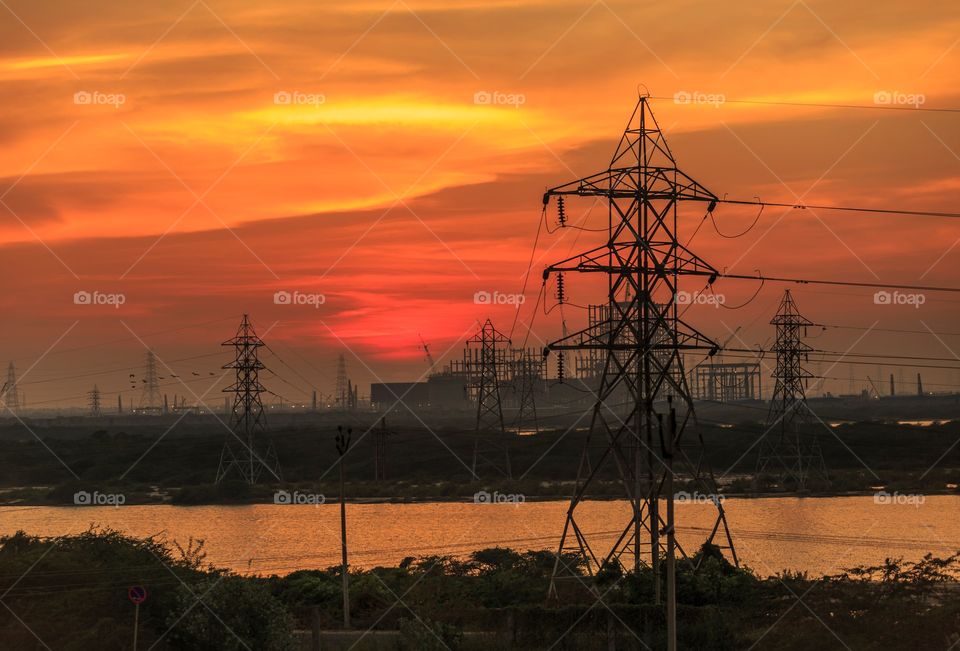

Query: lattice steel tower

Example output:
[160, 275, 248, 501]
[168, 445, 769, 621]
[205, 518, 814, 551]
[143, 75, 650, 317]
[467, 319, 511, 477]
[542, 96, 736, 596]
[756, 290, 827, 489]
[88, 385, 102, 417]
[138, 351, 161, 412]
[4, 362, 20, 413]
[512, 350, 541, 435]
[216, 314, 280, 484]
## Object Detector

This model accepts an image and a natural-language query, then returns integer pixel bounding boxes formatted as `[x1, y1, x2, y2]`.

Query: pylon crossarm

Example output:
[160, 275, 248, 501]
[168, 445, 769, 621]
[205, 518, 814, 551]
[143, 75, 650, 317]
[545, 243, 719, 278]
[544, 167, 717, 202]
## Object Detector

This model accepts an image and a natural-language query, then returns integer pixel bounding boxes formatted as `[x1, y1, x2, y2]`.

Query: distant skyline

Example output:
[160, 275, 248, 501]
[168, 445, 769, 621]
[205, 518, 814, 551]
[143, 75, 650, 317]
[0, 0, 958, 407]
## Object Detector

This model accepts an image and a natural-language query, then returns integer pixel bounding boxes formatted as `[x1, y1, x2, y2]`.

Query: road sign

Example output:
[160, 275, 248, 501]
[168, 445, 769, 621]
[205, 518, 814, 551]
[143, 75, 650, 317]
[128, 585, 148, 605]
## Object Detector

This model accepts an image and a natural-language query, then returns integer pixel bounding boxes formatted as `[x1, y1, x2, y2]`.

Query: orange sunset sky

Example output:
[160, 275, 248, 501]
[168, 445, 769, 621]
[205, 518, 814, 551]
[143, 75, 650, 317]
[0, 0, 958, 408]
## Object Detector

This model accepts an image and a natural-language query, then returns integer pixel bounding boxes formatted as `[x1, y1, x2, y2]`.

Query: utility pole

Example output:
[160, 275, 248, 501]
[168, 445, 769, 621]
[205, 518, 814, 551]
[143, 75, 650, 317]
[659, 398, 677, 651]
[336, 425, 352, 629]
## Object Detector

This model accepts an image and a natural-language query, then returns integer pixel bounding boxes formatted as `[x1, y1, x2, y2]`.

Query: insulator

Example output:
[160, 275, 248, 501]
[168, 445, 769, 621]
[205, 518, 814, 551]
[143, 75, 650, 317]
[557, 196, 567, 227]
[556, 272, 565, 304]
[707, 199, 717, 213]
[556, 351, 565, 384]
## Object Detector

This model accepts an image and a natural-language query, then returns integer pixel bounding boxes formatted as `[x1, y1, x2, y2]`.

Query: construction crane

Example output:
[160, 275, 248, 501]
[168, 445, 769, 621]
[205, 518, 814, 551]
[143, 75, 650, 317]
[418, 334, 435, 373]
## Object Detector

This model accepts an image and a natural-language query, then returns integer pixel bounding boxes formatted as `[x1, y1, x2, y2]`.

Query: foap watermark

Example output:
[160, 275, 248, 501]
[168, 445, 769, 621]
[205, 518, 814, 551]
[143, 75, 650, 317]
[73, 290, 126, 308]
[473, 490, 525, 504]
[74, 90, 126, 108]
[676, 290, 725, 307]
[874, 491, 924, 507]
[274, 90, 326, 107]
[874, 290, 925, 309]
[273, 489, 325, 505]
[873, 91, 925, 109]
[74, 490, 126, 506]
[674, 491, 724, 505]
[474, 290, 525, 307]
[473, 91, 525, 108]
[274, 290, 326, 308]
[673, 91, 725, 108]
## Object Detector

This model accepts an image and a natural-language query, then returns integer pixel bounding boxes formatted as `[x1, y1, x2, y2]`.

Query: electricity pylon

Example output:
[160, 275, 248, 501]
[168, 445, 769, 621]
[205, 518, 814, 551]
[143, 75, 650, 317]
[542, 96, 736, 597]
[216, 314, 280, 484]
[756, 290, 827, 489]
[512, 350, 540, 435]
[88, 385, 102, 417]
[138, 350, 161, 412]
[467, 319, 511, 477]
[3, 363, 19, 413]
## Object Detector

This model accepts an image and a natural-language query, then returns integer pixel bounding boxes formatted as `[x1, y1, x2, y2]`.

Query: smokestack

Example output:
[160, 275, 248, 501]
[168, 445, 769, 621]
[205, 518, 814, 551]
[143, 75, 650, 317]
[312, 390, 317, 411]
[118, 394, 122, 414]
[890, 373, 895, 397]
[917, 373, 923, 396]
[163, 394, 169, 414]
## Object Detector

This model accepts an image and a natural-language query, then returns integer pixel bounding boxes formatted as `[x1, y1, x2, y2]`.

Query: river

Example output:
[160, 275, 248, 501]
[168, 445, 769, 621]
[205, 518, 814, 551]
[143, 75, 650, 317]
[1, 496, 956, 577]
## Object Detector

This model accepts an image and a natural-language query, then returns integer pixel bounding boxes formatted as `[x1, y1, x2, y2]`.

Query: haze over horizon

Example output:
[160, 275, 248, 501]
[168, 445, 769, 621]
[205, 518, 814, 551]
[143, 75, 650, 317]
[1, 0, 958, 408]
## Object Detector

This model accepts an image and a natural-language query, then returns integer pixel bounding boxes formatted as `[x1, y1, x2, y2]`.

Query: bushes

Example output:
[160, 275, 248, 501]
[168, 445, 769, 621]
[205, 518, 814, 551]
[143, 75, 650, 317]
[1, 529, 958, 650]
[0, 528, 295, 651]
[399, 616, 463, 650]
[165, 576, 296, 651]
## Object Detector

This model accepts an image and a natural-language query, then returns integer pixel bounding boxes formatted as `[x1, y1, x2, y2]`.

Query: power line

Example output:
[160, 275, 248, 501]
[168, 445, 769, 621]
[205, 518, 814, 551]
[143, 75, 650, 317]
[816, 323, 960, 338]
[711, 197, 960, 220]
[713, 271, 960, 294]
[652, 95, 960, 114]
[717, 351, 959, 371]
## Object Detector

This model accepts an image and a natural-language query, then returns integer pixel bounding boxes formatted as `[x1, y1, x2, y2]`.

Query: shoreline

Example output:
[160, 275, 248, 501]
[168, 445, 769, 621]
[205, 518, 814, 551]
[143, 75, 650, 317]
[0, 487, 952, 507]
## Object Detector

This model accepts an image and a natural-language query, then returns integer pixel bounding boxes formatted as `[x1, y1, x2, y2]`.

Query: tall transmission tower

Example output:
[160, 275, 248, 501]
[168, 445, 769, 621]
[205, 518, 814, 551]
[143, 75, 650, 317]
[541, 96, 736, 596]
[216, 314, 280, 484]
[4, 362, 20, 413]
[88, 385, 102, 417]
[467, 319, 511, 477]
[138, 350, 161, 412]
[756, 290, 827, 489]
[512, 350, 541, 435]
